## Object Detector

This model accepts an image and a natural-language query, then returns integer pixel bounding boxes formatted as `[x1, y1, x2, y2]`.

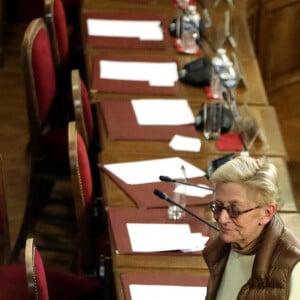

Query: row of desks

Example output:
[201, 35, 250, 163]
[80, 0, 296, 298]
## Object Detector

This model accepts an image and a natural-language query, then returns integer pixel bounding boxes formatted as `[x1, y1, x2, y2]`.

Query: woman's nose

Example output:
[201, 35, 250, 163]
[217, 208, 231, 223]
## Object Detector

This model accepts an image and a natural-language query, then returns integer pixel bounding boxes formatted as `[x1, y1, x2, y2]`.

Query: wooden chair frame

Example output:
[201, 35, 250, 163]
[68, 121, 89, 247]
[25, 238, 38, 300]
[71, 69, 89, 148]
[44, 0, 62, 72]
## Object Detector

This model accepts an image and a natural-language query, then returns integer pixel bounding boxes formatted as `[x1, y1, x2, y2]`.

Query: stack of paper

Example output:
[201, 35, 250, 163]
[131, 99, 195, 125]
[87, 19, 164, 41]
[99, 60, 178, 87]
[103, 157, 206, 185]
[127, 223, 209, 252]
[129, 284, 207, 300]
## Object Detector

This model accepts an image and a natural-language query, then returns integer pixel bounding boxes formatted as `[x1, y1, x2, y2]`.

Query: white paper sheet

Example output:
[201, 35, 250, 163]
[174, 182, 213, 198]
[103, 157, 206, 185]
[129, 284, 207, 300]
[131, 99, 195, 125]
[99, 60, 178, 87]
[169, 135, 201, 152]
[87, 19, 164, 41]
[127, 223, 208, 252]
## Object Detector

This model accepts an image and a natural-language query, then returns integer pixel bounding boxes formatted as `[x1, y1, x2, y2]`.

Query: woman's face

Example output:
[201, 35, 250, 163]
[213, 182, 271, 248]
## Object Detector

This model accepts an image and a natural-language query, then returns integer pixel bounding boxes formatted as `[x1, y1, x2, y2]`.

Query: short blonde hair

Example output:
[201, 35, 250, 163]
[210, 156, 279, 206]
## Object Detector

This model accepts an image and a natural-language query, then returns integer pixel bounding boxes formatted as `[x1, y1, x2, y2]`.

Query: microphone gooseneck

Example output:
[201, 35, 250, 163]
[153, 189, 219, 232]
[159, 175, 214, 191]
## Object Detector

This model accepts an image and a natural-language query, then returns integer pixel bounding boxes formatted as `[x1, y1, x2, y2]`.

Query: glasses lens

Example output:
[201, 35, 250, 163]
[209, 201, 223, 214]
[226, 204, 240, 218]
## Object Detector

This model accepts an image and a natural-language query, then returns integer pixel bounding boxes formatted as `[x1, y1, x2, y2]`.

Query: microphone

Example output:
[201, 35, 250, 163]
[159, 175, 214, 191]
[153, 189, 219, 232]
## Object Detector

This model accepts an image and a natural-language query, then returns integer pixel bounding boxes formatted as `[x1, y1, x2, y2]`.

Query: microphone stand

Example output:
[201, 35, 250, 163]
[195, 33, 249, 153]
[159, 175, 214, 191]
[153, 189, 219, 232]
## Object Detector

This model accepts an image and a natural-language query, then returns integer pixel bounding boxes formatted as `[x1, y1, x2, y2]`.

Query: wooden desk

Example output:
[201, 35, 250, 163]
[106, 206, 217, 270]
[79, 1, 297, 298]
[99, 152, 296, 212]
[95, 102, 287, 158]
[81, 1, 266, 104]
[85, 48, 268, 105]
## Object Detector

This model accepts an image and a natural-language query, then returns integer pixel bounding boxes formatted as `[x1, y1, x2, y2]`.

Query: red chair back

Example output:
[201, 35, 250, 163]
[22, 18, 58, 160]
[71, 69, 94, 148]
[44, 0, 69, 71]
[68, 121, 94, 272]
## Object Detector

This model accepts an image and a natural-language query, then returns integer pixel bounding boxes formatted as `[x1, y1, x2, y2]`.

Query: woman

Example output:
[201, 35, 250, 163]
[203, 156, 300, 299]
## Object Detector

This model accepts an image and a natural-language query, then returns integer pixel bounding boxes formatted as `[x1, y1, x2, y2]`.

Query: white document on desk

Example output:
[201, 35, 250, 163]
[87, 19, 163, 40]
[127, 223, 208, 252]
[131, 99, 195, 125]
[99, 60, 178, 86]
[169, 135, 201, 152]
[130, 284, 207, 300]
[174, 182, 213, 198]
[103, 157, 206, 185]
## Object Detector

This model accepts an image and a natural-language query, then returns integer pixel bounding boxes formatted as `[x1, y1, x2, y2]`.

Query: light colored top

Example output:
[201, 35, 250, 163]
[215, 249, 300, 300]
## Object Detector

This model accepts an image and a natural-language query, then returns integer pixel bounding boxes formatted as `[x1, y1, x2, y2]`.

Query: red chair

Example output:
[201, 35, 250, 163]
[44, 0, 84, 82]
[0, 239, 104, 300]
[0, 154, 12, 265]
[71, 69, 94, 149]
[25, 237, 104, 300]
[68, 121, 108, 276]
[12, 18, 73, 261]
[71, 68, 102, 198]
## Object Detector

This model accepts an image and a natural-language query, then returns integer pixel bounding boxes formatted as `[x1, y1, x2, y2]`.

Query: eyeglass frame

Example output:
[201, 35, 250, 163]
[208, 200, 259, 219]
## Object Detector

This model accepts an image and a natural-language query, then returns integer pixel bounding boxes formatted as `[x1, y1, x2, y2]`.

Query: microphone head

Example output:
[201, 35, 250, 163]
[153, 189, 169, 201]
[159, 175, 174, 182]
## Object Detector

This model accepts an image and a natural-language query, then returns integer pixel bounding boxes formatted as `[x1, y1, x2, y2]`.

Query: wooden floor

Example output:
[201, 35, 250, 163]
[0, 22, 300, 271]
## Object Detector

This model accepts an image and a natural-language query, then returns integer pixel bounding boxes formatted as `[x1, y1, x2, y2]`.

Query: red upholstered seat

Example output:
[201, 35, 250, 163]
[68, 122, 108, 275]
[80, 79, 94, 145]
[0, 264, 28, 300]
[0, 238, 104, 300]
[45, 0, 84, 82]
[71, 69, 95, 148]
[12, 18, 73, 262]
[0, 262, 104, 300]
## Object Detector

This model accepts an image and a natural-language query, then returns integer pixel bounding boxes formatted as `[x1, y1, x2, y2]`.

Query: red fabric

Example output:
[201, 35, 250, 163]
[0, 264, 102, 300]
[54, 0, 70, 66]
[46, 269, 103, 299]
[216, 132, 244, 151]
[32, 28, 56, 123]
[77, 133, 93, 205]
[35, 250, 49, 300]
[80, 80, 94, 144]
[0, 264, 28, 300]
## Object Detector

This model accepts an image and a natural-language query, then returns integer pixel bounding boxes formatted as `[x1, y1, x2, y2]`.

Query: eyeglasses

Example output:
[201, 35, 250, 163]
[208, 200, 259, 219]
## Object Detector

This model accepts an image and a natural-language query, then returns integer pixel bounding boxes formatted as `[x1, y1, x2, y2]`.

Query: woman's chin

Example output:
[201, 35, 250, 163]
[220, 231, 237, 244]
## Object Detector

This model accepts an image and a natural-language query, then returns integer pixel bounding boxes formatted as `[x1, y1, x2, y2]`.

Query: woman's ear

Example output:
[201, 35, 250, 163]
[259, 203, 277, 225]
